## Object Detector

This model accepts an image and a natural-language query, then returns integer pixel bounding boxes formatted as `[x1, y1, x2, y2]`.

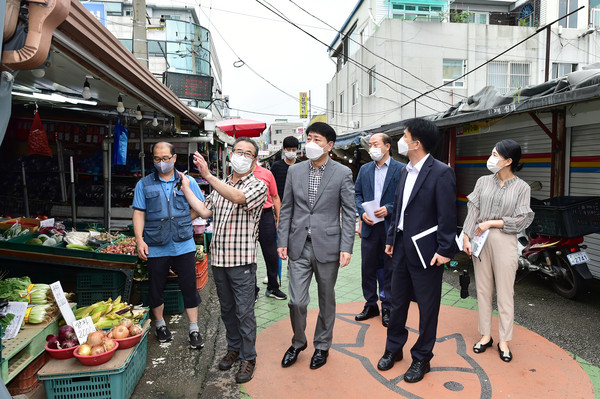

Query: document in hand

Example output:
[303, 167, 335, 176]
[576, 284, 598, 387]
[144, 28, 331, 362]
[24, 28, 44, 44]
[361, 200, 385, 224]
[456, 226, 490, 258]
[411, 225, 438, 269]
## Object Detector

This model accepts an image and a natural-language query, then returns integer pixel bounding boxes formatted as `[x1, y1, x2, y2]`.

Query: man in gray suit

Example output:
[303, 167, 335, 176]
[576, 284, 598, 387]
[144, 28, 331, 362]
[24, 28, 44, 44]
[277, 122, 356, 370]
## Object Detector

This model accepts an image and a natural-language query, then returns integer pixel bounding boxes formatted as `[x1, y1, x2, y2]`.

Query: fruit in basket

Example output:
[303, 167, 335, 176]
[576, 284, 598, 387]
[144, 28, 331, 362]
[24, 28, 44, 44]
[112, 325, 130, 339]
[90, 345, 105, 355]
[103, 338, 117, 351]
[78, 344, 92, 356]
[129, 324, 143, 336]
[119, 318, 133, 329]
[61, 339, 78, 348]
[46, 334, 60, 349]
[86, 331, 105, 347]
[58, 325, 77, 342]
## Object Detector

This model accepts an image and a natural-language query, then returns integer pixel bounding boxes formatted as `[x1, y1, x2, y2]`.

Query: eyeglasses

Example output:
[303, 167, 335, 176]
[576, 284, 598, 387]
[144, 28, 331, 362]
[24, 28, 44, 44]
[232, 149, 255, 159]
[152, 155, 174, 163]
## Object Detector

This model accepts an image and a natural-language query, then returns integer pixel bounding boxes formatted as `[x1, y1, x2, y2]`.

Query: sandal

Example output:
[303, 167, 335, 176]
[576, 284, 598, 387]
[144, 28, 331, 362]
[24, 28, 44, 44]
[473, 337, 493, 353]
[497, 343, 513, 362]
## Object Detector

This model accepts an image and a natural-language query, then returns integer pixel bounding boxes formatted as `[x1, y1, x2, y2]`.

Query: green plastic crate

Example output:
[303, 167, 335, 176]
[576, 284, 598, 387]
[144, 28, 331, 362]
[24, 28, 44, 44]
[40, 328, 148, 399]
[94, 243, 138, 263]
[53, 242, 97, 259]
[139, 283, 184, 314]
[77, 286, 125, 307]
[5, 233, 57, 254]
[77, 271, 125, 292]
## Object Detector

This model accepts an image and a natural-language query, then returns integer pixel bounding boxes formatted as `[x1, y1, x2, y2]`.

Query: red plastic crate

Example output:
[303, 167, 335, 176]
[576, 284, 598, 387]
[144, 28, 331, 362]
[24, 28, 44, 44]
[7, 351, 49, 395]
[196, 258, 209, 290]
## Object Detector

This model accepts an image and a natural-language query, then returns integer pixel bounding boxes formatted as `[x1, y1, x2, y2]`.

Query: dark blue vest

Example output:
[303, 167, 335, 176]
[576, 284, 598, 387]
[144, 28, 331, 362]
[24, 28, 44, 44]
[140, 171, 193, 246]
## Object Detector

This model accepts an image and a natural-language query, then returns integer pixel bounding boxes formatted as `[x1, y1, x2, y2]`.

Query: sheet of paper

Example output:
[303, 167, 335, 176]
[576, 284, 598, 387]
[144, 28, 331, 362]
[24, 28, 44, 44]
[457, 227, 490, 258]
[361, 200, 384, 224]
[3, 302, 28, 339]
[50, 281, 76, 326]
[411, 225, 438, 269]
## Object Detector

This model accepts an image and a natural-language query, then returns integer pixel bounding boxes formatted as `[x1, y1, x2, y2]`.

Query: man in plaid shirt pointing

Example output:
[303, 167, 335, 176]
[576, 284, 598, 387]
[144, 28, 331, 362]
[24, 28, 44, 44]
[181, 137, 267, 384]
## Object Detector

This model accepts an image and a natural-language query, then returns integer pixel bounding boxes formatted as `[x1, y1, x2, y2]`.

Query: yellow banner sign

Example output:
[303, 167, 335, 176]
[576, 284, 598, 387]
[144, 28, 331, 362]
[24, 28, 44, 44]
[299, 92, 308, 119]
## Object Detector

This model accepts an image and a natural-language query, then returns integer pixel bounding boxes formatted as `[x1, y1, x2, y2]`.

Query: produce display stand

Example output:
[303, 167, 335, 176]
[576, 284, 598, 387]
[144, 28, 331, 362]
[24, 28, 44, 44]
[0, 248, 136, 302]
[38, 323, 150, 399]
[1, 308, 73, 384]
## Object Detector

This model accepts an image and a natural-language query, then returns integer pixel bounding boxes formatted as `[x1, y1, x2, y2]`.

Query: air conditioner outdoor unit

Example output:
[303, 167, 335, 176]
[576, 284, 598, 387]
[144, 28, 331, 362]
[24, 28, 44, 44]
[350, 120, 360, 129]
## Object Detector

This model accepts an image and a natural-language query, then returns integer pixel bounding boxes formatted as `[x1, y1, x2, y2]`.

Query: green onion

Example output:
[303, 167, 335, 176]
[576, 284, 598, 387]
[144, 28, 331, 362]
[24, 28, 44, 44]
[24, 304, 55, 324]
[18, 283, 51, 304]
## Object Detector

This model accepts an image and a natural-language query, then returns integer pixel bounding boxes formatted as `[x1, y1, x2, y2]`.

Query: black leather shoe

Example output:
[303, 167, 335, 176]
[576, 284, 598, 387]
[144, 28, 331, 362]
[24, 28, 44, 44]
[403, 359, 431, 383]
[381, 308, 391, 327]
[498, 343, 513, 362]
[473, 337, 493, 354]
[309, 349, 329, 369]
[355, 305, 380, 321]
[281, 344, 307, 368]
[377, 350, 403, 371]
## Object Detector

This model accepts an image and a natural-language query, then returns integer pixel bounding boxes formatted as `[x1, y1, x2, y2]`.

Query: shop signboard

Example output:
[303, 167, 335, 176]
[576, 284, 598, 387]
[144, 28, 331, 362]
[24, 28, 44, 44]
[83, 3, 107, 26]
[165, 72, 213, 101]
[299, 92, 308, 119]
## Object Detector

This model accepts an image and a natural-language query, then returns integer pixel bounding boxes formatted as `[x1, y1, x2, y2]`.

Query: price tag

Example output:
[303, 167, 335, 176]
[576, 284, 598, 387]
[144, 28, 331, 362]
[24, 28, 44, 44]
[73, 317, 96, 344]
[39, 218, 55, 228]
[50, 281, 76, 326]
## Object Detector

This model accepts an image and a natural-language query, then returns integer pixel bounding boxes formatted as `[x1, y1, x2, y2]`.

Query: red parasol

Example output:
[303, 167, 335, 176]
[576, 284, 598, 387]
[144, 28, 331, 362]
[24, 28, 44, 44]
[216, 118, 266, 138]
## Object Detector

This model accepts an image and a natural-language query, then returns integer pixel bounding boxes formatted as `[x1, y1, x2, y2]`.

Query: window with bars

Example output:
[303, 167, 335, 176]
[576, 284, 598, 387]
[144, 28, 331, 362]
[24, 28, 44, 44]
[352, 82, 359, 105]
[339, 92, 345, 114]
[487, 61, 530, 94]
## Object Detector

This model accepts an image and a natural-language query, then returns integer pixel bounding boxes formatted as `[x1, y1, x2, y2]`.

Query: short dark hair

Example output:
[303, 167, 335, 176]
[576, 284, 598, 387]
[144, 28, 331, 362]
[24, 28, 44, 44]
[233, 137, 259, 158]
[306, 122, 336, 144]
[403, 118, 439, 153]
[153, 142, 175, 156]
[282, 136, 299, 149]
[496, 139, 523, 172]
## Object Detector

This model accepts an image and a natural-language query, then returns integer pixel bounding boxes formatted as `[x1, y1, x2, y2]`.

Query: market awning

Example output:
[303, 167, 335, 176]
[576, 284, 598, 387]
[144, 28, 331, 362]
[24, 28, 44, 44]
[216, 118, 266, 138]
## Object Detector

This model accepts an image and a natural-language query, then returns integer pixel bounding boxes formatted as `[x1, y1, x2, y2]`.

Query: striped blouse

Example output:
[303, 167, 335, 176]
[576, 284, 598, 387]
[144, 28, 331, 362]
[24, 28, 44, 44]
[463, 174, 535, 238]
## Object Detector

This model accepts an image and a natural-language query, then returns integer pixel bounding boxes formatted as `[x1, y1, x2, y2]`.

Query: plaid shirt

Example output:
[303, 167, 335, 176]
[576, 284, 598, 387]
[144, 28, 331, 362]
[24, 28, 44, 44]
[205, 172, 267, 267]
[309, 160, 328, 207]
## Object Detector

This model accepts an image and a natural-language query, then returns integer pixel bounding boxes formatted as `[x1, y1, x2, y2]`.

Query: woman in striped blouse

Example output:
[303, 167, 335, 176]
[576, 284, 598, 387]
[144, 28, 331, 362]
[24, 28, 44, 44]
[462, 139, 534, 363]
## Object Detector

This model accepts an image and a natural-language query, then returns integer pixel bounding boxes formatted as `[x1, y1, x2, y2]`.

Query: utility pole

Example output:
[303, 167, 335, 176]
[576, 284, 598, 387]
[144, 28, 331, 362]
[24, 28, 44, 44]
[132, 0, 148, 67]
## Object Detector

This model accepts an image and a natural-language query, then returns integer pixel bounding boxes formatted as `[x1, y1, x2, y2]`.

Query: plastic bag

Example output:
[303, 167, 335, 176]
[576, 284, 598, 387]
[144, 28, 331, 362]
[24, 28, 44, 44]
[112, 117, 128, 165]
[28, 110, 52, 156]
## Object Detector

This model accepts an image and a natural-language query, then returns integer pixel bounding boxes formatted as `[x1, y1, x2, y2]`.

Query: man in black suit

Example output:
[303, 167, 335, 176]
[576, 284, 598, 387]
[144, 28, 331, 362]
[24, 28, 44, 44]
[376, 118, 457, 383]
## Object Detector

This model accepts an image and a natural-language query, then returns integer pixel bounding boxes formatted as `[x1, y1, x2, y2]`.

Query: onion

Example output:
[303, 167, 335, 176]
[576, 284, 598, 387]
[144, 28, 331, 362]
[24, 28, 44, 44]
[61, 339, 78, 348]
[58, 325, 77, 342]
[129, 324, 143, 336]
[46, 334, 60, 349]
[103, 338, 116, 351]
[112, 325, 130, 339]
[119, 318, 133, 329]
[78, 344, 92, 356]
[106, 330, 113, 339]
[90, 345, 105, 355]
[86, 331, 105, 347]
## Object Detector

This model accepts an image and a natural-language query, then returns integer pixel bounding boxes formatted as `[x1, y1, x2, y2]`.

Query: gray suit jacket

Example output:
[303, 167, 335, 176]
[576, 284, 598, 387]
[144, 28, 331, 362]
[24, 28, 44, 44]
[278, 159, 356, 263]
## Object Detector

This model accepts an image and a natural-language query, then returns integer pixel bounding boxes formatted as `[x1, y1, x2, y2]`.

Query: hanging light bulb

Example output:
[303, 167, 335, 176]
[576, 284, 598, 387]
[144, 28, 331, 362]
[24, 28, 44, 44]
[82, 79, 92, 99]
[116, 95, 125, 113]
[152, 111, 158, 127]
[135, 105, 143, 121]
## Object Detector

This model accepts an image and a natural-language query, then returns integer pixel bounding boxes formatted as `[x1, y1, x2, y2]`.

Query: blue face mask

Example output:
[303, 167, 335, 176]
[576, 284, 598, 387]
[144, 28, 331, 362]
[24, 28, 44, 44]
[154, 161, 174, 174]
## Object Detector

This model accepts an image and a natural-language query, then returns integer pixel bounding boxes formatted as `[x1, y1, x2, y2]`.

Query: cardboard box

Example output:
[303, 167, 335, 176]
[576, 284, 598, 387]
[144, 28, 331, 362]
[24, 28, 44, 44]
[0, 217, 40, 232]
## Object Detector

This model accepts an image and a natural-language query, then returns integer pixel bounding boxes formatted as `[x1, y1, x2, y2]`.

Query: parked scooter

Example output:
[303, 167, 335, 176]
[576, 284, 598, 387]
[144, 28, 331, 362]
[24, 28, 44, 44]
[517, 183, 597, 299]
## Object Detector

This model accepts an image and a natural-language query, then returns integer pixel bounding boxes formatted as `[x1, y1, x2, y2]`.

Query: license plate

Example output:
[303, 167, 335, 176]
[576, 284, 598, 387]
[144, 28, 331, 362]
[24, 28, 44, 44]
[567, 251, 590, 266]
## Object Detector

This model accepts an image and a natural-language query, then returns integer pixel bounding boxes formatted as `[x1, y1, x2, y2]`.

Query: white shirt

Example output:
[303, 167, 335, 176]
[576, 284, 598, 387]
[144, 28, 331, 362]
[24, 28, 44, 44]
[398, 153, 430, 231]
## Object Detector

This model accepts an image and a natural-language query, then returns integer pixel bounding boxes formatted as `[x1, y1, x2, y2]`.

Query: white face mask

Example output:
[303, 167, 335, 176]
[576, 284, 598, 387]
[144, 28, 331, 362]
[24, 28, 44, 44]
[486, 155, 504, 174]
[284, 151, 297, 160]
[230, 153, 253, 174]
[154, 161, 174, 174]
[369, 147, 386, 162]
[305, 141, 326, 161]
[397, 137, 416, 157]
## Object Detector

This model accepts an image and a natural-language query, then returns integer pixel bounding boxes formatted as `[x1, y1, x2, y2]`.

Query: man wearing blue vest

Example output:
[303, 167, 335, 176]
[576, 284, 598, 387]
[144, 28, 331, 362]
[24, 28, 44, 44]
[132, 141, 205, 349]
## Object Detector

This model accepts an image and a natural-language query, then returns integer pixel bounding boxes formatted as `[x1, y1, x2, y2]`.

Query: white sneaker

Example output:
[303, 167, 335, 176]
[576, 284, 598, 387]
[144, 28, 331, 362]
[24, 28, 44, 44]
[263, 276, 268, 284]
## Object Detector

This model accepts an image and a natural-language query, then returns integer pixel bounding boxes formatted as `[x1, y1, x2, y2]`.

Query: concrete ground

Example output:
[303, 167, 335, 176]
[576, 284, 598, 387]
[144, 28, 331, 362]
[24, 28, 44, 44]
[131, 238, 600, 399]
